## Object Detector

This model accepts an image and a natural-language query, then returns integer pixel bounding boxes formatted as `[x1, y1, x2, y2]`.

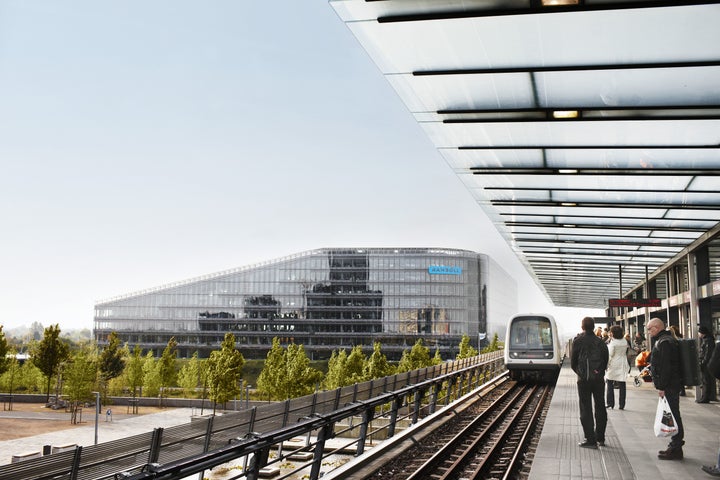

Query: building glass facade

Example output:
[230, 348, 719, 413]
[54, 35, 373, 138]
[94, 248, 517, 360]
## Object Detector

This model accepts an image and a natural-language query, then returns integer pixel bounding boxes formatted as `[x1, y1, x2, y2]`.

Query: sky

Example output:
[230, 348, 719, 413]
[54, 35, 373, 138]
[0, 1, 601, 339]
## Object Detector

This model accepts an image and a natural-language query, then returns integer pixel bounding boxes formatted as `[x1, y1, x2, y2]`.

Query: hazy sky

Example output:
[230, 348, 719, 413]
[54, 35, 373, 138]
[0, 1, 600, 336]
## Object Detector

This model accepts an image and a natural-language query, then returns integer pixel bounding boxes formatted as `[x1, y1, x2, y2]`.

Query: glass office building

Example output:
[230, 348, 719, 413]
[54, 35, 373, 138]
[94, 248, 517, 360]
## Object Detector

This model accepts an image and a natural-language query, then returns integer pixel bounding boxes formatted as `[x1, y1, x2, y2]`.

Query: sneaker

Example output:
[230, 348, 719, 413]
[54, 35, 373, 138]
[658, 448, 683, 460]
[598, 440, 605, 447]
[702, 465, 720, 477]
[578, 441, 598, 449]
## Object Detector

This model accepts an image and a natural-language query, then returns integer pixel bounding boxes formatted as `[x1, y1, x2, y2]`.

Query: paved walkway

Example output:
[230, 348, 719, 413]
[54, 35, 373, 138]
[0, 405, 195, 465]
[529, 362, 720, 479]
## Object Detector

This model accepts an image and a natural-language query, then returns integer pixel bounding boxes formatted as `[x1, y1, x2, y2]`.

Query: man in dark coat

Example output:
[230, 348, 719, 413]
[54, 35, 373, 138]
[698, 325, 717, 403]
[571, 316, 609, 449]
[648, 317, 684, 460]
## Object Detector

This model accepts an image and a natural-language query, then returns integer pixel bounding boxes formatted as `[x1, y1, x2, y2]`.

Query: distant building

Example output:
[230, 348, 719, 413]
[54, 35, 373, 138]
[94, 248, 517, 360]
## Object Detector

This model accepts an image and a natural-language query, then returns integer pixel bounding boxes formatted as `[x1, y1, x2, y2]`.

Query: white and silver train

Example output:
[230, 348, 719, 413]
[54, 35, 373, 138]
[504, 313, 563, 382]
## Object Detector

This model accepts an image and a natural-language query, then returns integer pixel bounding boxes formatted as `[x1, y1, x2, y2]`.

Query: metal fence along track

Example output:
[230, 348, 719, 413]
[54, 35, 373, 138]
[0, 352, 503, 480]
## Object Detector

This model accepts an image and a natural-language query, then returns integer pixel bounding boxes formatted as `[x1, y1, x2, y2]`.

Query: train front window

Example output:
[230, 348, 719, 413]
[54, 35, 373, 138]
[510, 317, 553, 351]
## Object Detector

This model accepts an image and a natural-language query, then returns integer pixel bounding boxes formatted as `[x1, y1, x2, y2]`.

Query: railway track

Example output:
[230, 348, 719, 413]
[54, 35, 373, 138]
[336, 379, 553, 480]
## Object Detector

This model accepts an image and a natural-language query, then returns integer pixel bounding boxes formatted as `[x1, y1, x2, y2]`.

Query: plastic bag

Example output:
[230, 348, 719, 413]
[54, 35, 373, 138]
[654, 396, 678, 437]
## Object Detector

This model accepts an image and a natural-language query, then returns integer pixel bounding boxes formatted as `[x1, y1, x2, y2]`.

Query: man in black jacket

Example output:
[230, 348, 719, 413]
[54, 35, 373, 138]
[698, 325, 717, 403]
[648, 317, 684, 460]
[571, 316, 609, 449]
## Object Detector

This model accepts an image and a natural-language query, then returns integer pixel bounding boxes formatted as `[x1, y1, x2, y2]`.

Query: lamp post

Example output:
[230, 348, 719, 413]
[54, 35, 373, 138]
[92, 391, 100, 445]
[245, 384, 251, 409]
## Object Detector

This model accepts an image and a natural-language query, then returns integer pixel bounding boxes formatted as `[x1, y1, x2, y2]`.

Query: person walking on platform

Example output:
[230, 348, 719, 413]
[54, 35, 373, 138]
[702, 440, 720, 477]
[571, 316, 609, 449]
[647, 317, 685, 460]
[698, 325, 717, 403]
[605, 325, 630, 410]
[702, 443, 720, 477]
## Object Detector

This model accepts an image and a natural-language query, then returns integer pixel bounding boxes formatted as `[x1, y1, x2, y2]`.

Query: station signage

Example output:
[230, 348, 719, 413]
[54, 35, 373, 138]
[428, 265, 462, 275]
[608, 298, 661, 308]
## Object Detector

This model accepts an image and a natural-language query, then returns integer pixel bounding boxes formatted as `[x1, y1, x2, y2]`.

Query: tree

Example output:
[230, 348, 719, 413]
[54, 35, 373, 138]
[432, 348, 443, 365]
[345, 345, 367, 384]
[323, 349, 350, 390]
[126, 345, 145, 398]
[64, 347, 98, 424]
[480, 333, 503, 354]
[256, 338, 286, 400]
[142, 351, 161, 398]
[457, 334, 479, 359]
[158, 337, 178, 406]
[363, 342, 394, 380]
[206, 333, 245, 412]
[285, 343, 322, 399]
[0, 349, 20, 398]
[396, 339, 434, 373]
[178, 352, 201, 398]
[0, 326, 9, 376]
[31, 324, 71, 401]
[257, 338, 322, 400]
[98, 332, 126, 401]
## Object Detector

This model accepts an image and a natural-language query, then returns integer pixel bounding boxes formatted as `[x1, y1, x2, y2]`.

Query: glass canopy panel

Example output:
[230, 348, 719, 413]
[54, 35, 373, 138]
[462, 174, 693, 191]
[691, 177, 720, 190]
[344, 5, 720, 73]
[485, 190, 552, 201]
[495, 206, 668, 218]
[441, 148, 545, 169]
[550, 216, 712, 228]
[536, 67, 720, 108]
[485, 190, 720, 205]
[545, 150, 720, 168]
[650, 230, 701, 239]
[387, 72, 534, 112]
[667, 210, 720, 221]
[508, 226, 654, 236]
[330, 0, 533, 23]
[544, 149, 720, 169]
[421, 120, 720, 149]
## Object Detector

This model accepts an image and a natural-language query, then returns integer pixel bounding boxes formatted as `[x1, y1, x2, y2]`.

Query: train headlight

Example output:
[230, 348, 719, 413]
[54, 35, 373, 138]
[544, 352, 552, 358]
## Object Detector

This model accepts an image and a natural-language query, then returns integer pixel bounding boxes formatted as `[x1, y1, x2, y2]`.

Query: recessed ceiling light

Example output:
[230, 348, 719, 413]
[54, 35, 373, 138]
[542, 0, 579, 6]
[552, 110, 579, 119]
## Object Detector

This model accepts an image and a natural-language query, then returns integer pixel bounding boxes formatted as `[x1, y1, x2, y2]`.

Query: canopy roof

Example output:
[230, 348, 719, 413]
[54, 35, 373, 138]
[331, 0, 720, 309]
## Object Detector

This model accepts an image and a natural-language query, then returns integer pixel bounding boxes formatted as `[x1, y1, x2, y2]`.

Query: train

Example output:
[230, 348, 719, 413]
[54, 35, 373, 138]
[503, 313, 563, 382]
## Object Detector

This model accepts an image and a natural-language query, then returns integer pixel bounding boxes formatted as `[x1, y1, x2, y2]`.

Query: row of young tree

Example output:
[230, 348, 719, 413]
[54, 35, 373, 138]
[0, 323, 502, 418]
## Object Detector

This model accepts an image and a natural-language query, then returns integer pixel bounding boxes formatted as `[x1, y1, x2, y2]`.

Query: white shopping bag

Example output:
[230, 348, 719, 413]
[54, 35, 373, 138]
[654, 396, 678, 437]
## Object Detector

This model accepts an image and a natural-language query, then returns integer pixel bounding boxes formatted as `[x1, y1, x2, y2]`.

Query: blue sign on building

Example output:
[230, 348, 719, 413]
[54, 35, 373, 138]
[428, 265, 462, 275]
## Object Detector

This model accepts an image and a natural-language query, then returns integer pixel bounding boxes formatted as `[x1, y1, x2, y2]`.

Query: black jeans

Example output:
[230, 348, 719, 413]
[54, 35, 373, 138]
[606, 380, 626, 408]
[699, 366, 718, 402]
[664, 388, 684, 450]
[577, 378, 607, 443]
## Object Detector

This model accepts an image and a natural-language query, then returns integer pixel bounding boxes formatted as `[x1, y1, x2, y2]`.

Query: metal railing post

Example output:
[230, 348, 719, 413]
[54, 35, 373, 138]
[148, 428, 164, 465]
[411, 389, 422, 424]
[246, 447, 270, 480]
[356, 405, 374, 456]
[387, 396, 400, 438]
[69, 446, 82, 480]
[309, 423, 333, 480]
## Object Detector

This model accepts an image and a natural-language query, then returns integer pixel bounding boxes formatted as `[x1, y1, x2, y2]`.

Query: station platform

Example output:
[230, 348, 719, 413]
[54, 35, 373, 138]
[529, 361, 720, 479]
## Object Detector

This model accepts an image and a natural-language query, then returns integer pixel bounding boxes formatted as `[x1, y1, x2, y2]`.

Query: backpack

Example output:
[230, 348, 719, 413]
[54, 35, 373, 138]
[577, 340, 605, 381]
[657, 336, 700, 387]
[708, 341, 720, 380]
[678, 338, 701, 387]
